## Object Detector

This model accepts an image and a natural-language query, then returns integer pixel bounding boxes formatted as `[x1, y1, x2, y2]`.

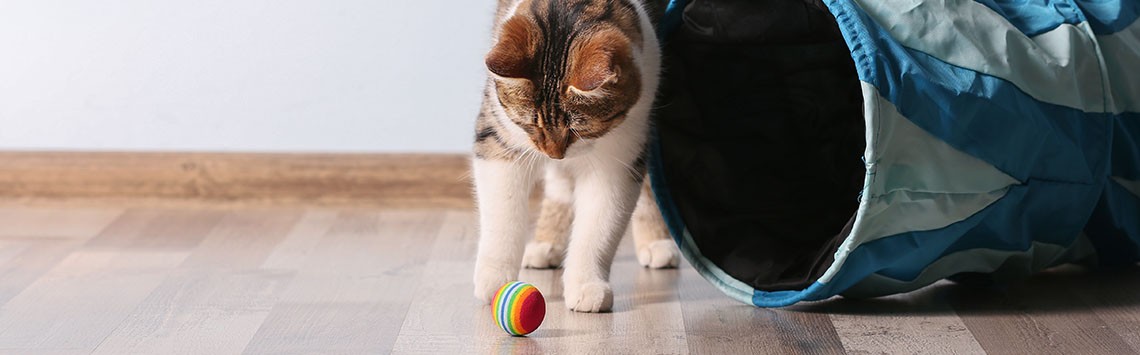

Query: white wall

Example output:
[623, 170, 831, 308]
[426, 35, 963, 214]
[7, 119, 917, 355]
[0, 1, 497, 153]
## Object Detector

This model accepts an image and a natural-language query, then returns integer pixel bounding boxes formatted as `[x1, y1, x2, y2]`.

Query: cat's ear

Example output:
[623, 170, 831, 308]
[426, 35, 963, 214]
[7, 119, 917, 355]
[568, 29, 632, 93]
[485, 16, 538, 80]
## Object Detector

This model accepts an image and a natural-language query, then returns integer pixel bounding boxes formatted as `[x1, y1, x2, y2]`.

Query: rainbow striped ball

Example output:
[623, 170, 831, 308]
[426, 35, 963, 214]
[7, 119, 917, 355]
[492, 281, 546, 336]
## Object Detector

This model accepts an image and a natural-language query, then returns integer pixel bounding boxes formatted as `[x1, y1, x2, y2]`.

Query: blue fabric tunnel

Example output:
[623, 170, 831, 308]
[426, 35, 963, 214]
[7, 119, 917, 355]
[648, 0, 1140, 307]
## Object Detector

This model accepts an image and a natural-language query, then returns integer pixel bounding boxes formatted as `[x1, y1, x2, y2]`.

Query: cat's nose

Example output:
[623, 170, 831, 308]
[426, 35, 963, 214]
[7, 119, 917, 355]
[533, 129, 571, 159]
[538, 140, 567, 159]
[544, 149, 566, 160]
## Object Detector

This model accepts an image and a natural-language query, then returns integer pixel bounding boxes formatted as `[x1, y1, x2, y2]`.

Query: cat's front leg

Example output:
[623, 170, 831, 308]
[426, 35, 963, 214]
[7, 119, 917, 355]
[472, 157, 541, 304]
[562, 163, 643, 313]
[632, 179, 681, 268]
[522, 164, 574, 269]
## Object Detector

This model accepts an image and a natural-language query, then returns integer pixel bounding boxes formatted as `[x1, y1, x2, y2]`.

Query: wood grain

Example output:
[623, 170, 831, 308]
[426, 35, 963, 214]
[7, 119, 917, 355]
[390, 212, 490, 354]
[259, 210, 340, 270]
[92, 269, 293, 354]
[0, 152, 473, 208]
[179, 210, 304, 269]
[803, 281, 986, 355]
[520, 238, 691, 355]
[83, 209, 225, 249]
[0, 206, 1136, 354]
[681, 266, 846, 355]
[0, 207, 124, 307]
[0, 207, 122, 240]
[1070, 267, 1140, 353]
[0, 250, 191, 351]
[242, 211, 442, 354]
[951, 268, 1138, 355]
[0, 240, 84, 308]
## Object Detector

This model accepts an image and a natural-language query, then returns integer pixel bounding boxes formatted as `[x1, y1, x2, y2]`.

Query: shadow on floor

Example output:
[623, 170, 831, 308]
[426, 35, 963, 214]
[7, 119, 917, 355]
[789, 264, 1140, 315]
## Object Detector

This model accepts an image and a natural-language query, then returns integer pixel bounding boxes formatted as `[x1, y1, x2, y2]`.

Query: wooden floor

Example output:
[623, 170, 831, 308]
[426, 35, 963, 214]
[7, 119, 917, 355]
[0, 206, 1137, 354]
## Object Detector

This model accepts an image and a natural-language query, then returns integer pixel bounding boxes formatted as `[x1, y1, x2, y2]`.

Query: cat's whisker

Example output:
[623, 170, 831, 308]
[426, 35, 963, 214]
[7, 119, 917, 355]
[525, 149, 541, 177]
[457, 169, 473, 182]
[570, 128, 586, 142]
[518, 149, 532, 170]
[607, 152, 642, 181]
[509, 145, 531, 168]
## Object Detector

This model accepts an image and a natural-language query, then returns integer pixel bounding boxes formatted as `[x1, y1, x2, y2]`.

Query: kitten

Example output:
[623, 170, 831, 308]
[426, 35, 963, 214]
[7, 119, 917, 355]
[471, 0, 679, 313]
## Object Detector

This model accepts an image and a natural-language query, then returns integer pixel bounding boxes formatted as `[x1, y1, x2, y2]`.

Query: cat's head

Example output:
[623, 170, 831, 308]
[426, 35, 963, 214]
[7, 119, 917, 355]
[486, 0, 645, 160]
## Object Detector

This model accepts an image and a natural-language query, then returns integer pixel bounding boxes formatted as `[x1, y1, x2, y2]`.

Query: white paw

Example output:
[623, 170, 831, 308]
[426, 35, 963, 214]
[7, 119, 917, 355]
[473, 260, 518, 304]
[564, 280, 613, 313]
[522, 241, 565, 269]
[637, 240, 680, 269]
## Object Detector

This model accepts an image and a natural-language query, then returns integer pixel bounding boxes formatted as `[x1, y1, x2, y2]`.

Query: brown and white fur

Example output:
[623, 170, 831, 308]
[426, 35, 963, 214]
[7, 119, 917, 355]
[472, 0, 679, 313]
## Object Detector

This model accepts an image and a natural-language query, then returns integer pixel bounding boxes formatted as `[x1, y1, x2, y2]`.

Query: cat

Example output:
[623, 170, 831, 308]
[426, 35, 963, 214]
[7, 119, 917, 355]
[471, 0, 679, 313]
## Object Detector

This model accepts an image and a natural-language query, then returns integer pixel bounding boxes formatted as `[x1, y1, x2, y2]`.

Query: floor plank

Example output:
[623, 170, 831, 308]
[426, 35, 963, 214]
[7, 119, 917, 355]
[0, 206, 1136, 354]
[92, 269, 294, 354]
[390, 212, 484, 354]
[572, 240, 688, 355]
[0, 208, 202, 317]
[951, 270, 1136, 355]
[1070, 267, 1140, 352]
[680, 264, 845, 355]
[613, 266, 689, 354]
[243, 210, 442, 354]
[92, 210, 305, 354]
[84, 209, 225, 249]
[391, 213, 691, 355]
[493, 237, 691, 355]
[0, 207, 122, 240]
[0, 250, 190, 352]
[0, 240, 84, 308]
[179, 209, 304, 269]
[260, 210, 340, 270]
[801, 281, 986, 354]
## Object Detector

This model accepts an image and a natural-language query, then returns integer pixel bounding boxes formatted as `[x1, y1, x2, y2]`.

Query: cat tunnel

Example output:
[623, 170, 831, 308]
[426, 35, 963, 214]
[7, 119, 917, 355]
[647, 0, 1140, 307]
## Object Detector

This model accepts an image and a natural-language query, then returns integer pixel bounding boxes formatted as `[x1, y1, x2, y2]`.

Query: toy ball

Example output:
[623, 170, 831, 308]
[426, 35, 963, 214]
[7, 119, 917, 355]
[492, 281, 545, 336]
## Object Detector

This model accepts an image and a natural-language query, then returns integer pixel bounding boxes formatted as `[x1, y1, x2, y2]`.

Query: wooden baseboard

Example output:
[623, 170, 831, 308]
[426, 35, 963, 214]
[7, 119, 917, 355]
[0, 152, 473, 208]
